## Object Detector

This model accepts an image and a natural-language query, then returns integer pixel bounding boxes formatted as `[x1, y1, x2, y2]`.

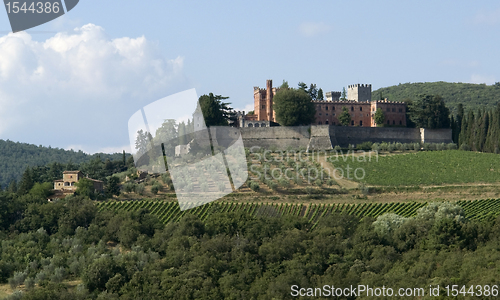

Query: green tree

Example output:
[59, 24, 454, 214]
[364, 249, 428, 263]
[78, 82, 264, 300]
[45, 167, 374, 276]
[105, 176, 121, 198]
[408, 95, 450, 129]
[308, 83, 317, 100]
[75, 178, 95, 199]
[317, 88, 324, 101]
[374, 108, 385, 127]
[341, 87, 347, 100]
[273, 89, 315, 126]
[280, 80, 289, 89]
[198, 93, 235, 127]
[17, 167, 34, 195]
[298, 82, 308, 92]
[339, 107, 351, 126]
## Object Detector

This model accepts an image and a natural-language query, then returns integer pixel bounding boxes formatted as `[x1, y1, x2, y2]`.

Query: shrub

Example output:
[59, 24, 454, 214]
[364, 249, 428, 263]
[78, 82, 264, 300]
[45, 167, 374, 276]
[278, 178, 290, 188]
[8, 271, 26, 290]
[371, 143, 380, 152]
[249, 181, 260, 192]
[123, 182, 136, 193]
[356, 141, 373, 151]
[446, 143, 458, 150]
[267, 180, 278, 191]
[380, 142, 388, 151]
[135, 184, 145, 195]
[327, 179, 337, 186]
[150, 185, 159, 195]
[314, 179, 323, 186]
[459, 143, 470, 151]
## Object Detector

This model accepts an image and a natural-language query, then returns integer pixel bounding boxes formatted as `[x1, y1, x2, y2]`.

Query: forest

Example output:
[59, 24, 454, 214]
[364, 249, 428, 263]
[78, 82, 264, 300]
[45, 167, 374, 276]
[0, 139, 127, 189]
[373, 81, 500, 113]
[1, 187, 500, 299]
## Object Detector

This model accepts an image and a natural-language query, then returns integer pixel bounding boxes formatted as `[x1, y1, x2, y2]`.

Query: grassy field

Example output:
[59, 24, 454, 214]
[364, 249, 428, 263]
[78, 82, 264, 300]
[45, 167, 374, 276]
[331, 150, 500, 186]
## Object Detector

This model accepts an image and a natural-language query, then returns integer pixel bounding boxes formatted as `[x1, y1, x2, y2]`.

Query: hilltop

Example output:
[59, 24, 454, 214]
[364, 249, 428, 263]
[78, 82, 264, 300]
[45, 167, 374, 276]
[372, 81, 500, 113]
[0, 139, 126, 188]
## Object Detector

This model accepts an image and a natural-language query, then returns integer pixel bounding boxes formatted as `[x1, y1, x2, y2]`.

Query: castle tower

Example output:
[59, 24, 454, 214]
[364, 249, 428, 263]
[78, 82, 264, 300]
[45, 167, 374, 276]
[347, 84, 372, 102]
[254, 79, 277, 122]
[266, 79, 273, 121]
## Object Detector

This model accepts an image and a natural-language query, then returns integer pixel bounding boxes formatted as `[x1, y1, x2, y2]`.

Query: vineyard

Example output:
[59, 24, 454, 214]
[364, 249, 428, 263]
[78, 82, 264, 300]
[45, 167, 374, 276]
[96, 198, 500, 228]
[332, 150, 500, 186]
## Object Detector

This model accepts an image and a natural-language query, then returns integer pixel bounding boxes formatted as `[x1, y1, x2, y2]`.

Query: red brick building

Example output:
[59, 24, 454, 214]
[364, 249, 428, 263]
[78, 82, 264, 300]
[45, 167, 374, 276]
[243, 80, 407, 127]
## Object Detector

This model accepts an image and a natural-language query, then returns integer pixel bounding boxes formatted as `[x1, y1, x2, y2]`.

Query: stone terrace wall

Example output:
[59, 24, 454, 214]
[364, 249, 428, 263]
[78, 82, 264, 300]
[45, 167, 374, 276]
[420, 128, 453, 144]
[331, 127, 421, 147]
[239, 126, 310, 149]
[207, 126, 453, 151]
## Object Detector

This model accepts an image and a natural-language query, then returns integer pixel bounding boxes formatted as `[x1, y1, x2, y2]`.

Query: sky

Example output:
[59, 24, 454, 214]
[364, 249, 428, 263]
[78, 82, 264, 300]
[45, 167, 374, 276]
[0, 0, 499, 153]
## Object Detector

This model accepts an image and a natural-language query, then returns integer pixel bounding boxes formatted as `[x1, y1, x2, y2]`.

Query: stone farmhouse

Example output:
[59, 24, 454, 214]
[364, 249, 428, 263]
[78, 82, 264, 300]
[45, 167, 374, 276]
[51, 170, 104, 199]
[238, 80, 406, 127]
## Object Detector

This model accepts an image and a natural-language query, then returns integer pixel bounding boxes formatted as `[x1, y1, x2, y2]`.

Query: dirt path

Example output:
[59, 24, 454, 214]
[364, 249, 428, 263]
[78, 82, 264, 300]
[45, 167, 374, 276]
[316, 155, 360, 190]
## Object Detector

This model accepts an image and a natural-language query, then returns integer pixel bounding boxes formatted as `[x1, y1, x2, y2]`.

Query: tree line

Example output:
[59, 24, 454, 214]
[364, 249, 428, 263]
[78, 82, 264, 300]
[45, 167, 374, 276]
[451, 103, 500, 153]
[2, 187, 500, 299]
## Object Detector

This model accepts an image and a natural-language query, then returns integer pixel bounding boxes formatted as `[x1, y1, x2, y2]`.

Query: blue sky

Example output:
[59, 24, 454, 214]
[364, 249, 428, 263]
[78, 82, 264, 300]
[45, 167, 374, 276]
[0, 0, 499, 153]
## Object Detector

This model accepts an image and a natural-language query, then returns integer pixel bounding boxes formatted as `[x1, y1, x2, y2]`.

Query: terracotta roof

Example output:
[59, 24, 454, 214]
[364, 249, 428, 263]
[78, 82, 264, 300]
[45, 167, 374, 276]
[63, 170, 82, 174]
[54, 179, 63, 182]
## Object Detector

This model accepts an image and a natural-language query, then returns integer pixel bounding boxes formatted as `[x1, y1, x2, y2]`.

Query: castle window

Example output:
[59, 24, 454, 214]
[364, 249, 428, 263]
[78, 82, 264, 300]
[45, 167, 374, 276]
[392, 108, 396, 112]
[333, 122, 336, 125]
[359, 107, 362, 111]
[261, 123, 265, 127]
[399, 108, 403, 113]
[400, 120, 402, 125]
[325, 120, 329, 124]
[319, 121, 322, 125]
[387, 108, 390, 112]
[351, 120, 354, 125]
[360, 120, 363, 126]
[64, 182, 70, 186]
[351, 107, 354, 111]
[393, 120, 395, 125]
[262, 105, 265, 109]
[248, 123, 253, 127]
[387, 120, 390, 125]
[325, 106, 328, 110]
[255, 123, 259, 127]
[332, 106, 335, 110]
[326, 113, 328, 116]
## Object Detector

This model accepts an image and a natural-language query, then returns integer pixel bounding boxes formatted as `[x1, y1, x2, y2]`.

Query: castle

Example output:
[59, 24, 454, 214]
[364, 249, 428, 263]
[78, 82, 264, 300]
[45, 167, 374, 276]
[238, 80, 406, 127]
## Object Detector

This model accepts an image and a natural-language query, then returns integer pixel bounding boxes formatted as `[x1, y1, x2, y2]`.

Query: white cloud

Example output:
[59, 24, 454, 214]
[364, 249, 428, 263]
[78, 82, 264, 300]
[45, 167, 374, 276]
[298, 22, 332, 37]
[471, 8, 500, 25]
[470, 73, 496, 85]
[0, 24, 188, 152]
[233, 103, 254, 113]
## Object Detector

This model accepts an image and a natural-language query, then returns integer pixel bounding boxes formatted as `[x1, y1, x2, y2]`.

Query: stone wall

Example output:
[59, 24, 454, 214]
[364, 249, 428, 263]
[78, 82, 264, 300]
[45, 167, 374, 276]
[239, 126, 310, 149]
[206, 125, 452, 151]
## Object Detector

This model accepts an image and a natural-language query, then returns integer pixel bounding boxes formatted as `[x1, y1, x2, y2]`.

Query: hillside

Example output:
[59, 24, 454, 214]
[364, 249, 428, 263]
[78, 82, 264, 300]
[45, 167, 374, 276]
[372, 81, 500, 113]
[0, 139, 126, 188]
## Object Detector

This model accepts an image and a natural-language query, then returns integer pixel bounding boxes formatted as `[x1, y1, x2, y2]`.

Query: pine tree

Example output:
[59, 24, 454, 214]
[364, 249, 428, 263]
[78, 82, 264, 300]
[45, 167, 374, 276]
[17, 167, 34, 195]
[317, 88, 324, 101]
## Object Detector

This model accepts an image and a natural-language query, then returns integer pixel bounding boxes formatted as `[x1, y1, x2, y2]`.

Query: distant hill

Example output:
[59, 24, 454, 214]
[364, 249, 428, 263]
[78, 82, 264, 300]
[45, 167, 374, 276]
[0, 139, 127, 188]
[372, 81, 500, 114]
